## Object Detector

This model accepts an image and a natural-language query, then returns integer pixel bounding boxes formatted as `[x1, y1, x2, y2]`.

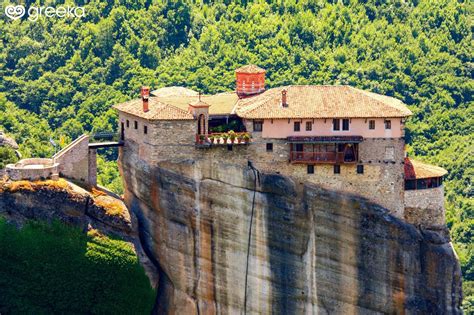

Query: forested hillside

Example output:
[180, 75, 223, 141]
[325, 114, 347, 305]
[0, 0, 472, 311]
[0, 219, 155, 313]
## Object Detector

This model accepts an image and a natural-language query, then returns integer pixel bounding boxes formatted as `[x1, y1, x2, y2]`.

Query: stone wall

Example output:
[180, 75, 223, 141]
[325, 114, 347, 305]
[243, 119, 406, 217]
[404, 186, 446, 227]
[6, 158, 59, 181]
[53, 134, 92, 185]
[118, 115, 412, 219]
[88, 149, 97, 186]
[119, 112, 197, 163]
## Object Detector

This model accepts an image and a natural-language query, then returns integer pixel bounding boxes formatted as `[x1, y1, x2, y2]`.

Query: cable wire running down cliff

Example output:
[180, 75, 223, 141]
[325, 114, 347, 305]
[243, 161, 260, 315]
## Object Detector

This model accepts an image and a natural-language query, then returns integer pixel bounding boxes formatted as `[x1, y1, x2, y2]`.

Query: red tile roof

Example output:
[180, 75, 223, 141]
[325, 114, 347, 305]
[404, 158, 447, 180]
[159, 93, 238, 115]
[115, 85, 412, 120]
[235, 64, 266, 74]
[189, 99, 210, 108]
[234, 85, 412, 119]
[151, 86, 199, 97]
[113, 97, 194, 120]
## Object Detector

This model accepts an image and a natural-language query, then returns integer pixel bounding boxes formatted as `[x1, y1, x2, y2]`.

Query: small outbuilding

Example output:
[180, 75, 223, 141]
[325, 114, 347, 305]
[404, 158, 447, 190]
[403, 158, 448, 227]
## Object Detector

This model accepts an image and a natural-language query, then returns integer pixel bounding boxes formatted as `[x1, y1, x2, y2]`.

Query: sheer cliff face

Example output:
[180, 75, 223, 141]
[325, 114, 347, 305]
[120, 151, 462, 314]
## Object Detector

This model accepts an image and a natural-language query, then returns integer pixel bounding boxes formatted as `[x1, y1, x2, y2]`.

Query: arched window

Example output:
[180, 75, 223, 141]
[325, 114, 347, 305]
[197, 114, 206, 135]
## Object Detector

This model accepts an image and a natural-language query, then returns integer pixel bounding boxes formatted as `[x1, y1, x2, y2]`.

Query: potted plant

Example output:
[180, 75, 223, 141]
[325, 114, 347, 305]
[222, 133, 229, 144]
[243, 133, 251, 143]
[237, 134, 243, 144]
[229, 131, 236, 144]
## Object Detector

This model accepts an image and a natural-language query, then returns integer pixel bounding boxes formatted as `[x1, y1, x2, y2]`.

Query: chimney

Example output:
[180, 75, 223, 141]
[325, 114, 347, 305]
[141, 86, 150, 112]
[282, 89, 288, 107]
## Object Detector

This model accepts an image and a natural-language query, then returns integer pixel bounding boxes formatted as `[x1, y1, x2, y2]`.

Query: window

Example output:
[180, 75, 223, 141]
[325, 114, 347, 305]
[357, 165, 364, 174]
[385, 120, 391, 129]
[266, 143, 273, 152]
[334, 165, 341, 174]
[306, 121, 312, 131]
[144, 125, 148, 134]
[342, 119, 350, 131]
[253, 120, 263, 132]
[134, 121, 138, 129]
[369, 120, 375, 130]
[426, 178, 434, 188]
[406, 177, 443, 190]
[385, 146, 395, 160]
[307, 165, 314, 174]
[417, 179, 427, 189]
[405, 180, 416, 190]
[294, 121, 301, 132]
[333, 119, 340, 131]
[126, 120, 129, 128]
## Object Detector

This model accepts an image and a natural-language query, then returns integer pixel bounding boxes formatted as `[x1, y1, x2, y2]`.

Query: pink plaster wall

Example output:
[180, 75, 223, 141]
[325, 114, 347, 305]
[260, 118, 403, 138]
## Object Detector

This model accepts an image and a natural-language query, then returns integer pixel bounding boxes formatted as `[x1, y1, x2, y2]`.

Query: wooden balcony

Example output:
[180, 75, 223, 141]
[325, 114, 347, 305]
[289, 151, 356, 164]
[289, 142, 359, 164]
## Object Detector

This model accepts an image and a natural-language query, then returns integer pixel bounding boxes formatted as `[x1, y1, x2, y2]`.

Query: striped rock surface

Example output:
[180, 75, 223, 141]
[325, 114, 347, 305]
[120, 151, 462, 315]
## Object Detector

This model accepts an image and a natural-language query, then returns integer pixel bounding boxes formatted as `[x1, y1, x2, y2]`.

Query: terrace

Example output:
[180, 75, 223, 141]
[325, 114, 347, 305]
[195, 131, 251, 146]
[288, 136, 362, 164]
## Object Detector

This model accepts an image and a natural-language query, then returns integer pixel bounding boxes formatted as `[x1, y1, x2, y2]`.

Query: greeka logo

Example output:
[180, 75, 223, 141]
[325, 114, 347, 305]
[4, 4, 85, 21]
[4, 4, 24, 20]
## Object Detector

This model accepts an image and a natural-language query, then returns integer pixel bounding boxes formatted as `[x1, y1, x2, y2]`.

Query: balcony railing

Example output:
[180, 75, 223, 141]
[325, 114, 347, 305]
[289, 151, 357, 164]
[91, 131, 121, 142]
[196, 132, 251, 146]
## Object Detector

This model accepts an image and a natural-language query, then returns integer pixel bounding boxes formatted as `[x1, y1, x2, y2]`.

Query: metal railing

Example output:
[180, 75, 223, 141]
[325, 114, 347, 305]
[90, 132, 121, 143]
[290, 151, 357, 164]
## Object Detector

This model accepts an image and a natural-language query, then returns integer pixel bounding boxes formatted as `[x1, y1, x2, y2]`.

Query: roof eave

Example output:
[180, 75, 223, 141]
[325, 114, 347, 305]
[236, 114, 412, 119]
[113, 109, 194, 121]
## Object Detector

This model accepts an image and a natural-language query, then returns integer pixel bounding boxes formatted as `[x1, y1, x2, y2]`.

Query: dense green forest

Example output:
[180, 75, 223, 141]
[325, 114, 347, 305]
[0, 0, 472, 312]
[0, 219, 155, 314]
